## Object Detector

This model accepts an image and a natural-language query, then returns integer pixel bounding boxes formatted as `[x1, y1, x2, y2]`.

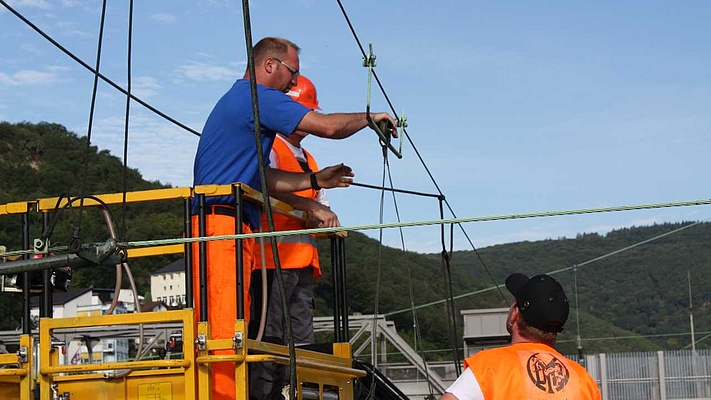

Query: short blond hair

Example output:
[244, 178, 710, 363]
[253, 37, 300, 66]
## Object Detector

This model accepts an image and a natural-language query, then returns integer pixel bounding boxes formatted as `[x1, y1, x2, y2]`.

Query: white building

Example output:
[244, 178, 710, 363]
[30, 288, 132, 365]
[150, 258, 186, 307]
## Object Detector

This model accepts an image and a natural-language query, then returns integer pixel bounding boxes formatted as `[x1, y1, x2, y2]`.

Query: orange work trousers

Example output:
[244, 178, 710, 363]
[191, 213, 254, 400]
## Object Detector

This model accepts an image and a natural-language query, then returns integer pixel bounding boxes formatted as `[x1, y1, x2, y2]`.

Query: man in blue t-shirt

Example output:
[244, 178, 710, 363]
[191, 37, 397, 400]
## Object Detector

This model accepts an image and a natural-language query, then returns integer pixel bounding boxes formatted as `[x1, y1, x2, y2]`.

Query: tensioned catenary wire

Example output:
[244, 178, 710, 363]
[366, 152, 389, 400]
[385, 219, 706, 317]
[382, 159, 438, 396]
[0, 0, 200, 137]
[74, 0, 108, 245]
[109, 198, 711, 251]
[334, 0, 505, 302]
[3, 198, 709, 259]
[120, 0, 135, 241]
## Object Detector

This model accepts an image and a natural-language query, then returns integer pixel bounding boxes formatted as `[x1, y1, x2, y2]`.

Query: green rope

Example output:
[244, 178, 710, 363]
[3, 198, 709, 258]
[121, 198, 711, 250]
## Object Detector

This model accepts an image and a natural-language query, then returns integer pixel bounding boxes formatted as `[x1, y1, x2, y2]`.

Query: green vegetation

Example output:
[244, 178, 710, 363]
[1, 122, 709, 358]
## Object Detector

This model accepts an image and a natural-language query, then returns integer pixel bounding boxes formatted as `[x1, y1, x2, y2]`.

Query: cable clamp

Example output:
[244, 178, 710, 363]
[233, 332, 243, 350]
[34, 238, 49, 254]
[195, 334, 207, 351]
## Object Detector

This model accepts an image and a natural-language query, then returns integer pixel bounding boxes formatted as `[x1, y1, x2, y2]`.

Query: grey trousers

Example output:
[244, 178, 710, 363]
[249, 267, 314, 399]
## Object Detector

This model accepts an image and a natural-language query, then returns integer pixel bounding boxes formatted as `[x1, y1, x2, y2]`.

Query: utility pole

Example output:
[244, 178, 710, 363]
[688, 270, 696, 352]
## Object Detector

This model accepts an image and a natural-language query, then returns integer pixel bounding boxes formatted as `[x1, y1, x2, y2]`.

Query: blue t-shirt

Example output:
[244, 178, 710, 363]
[193, 79, 310, 227]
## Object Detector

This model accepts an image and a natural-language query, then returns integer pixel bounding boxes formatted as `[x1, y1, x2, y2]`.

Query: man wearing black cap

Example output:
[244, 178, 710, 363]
[440, 273, 601, 400]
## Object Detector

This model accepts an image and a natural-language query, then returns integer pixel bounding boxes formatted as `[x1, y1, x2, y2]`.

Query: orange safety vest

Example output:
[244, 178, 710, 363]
[258, 137, 321, 278]
[463, 342, 601, 400]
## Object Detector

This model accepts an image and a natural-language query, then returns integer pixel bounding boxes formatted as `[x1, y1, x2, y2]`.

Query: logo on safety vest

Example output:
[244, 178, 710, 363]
[526, 352, 570, 393]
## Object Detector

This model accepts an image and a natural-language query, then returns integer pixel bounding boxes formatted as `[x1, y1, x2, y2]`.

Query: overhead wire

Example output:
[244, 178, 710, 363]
[4, 198, 709, 260]
[104, 0, 146, 380]
[366, 147, 390, 399]
[61, 198, 709, 259]
[73, 0, 109, 253]
[439, 199, 461, 374]
[4, 2, 710, 394]
[119, 0, 135, 242]
[239, 3, 297, 399]
[0, 0, 200, 137]
[383, 157, 438, 397]
[336, 0, 474, 382]
[334, 0, 506, 304]
[385, 219, 707, 317]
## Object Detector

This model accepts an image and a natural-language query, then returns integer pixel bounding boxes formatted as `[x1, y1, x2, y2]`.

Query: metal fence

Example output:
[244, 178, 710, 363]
[582, 349, 711, 400]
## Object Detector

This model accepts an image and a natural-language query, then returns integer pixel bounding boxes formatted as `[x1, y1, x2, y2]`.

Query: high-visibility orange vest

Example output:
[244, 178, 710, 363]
[258, 136, 321, 278]
[462, 342, 601, 400]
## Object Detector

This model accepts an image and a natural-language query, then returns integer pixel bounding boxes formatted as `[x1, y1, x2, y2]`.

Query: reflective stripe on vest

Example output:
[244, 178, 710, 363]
[275, 233, 317, 246]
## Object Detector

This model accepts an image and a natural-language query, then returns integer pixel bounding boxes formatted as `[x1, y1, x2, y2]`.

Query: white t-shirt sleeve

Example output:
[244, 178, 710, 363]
[444, 367, 484, 400]
[269, 150, 279, 168]
[316, 188, 330, 207]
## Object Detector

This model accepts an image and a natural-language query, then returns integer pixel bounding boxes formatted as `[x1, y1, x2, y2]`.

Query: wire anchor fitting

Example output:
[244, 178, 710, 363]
[363, 43, 403, 159]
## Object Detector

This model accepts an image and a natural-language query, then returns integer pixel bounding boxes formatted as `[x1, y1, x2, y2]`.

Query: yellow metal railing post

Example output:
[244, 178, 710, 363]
[196, 321, 211, 400]
[183, 309, 197, 400]
[20, 335, 32, 400]
[233, 319, 248, 400]
[38, 318, 53, 399]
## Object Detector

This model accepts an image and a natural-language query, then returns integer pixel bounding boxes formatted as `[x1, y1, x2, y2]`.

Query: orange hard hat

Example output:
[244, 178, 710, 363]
[287, 75, 320, 110]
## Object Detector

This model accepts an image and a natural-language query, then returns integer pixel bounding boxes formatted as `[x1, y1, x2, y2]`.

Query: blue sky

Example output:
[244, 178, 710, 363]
[1, 0, 710, 253]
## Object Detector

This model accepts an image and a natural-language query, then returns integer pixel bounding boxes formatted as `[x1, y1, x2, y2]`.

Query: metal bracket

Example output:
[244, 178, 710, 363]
[34, 238, 49, 254]
[232, 332, 243, 349]
[397, 112, 408, 130]
[362, 44, 377, 69]
[195, 334, 206, 351]
[77, 238, 120, 265]
[17, 346, 28, 363]
[362, 43, 403, 159]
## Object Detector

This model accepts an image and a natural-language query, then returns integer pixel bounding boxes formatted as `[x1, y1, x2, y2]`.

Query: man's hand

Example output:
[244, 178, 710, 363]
[315, 164, 354, 189]
[371, 112, 399, 138]
[306, 203, 340, 228]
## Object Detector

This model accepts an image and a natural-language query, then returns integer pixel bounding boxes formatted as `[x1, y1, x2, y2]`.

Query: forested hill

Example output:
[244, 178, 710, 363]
[2, 121, 710, 356]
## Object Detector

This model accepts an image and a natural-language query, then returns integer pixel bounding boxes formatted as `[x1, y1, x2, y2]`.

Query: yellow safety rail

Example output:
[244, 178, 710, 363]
[194, 320, 365, 400]
[0, 183, 310, 258]
[0, 335, 32, 400]
[2, 183, 355, 400]
[39, 309, 196, 400]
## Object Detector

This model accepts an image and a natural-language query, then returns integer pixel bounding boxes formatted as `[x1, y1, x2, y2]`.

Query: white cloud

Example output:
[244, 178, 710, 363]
[20, 43, 45, 55]
[0, 70, 59, 85]
[176, 62, 241, 82]
[151, 13, 177, 24]
[59, 0, 86, 6]
[7, 0, 52, 9]
[297, 0, 315, 7]
[54, 20, 92, 39]
[0, 73, 13, 85]
[132, 76, 162, 98]
[90, 113, 197, 187]
[45, 65, 71, 72]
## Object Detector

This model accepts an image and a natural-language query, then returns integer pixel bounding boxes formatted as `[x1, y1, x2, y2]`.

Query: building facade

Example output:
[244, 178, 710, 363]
[150, 258, 186, 307]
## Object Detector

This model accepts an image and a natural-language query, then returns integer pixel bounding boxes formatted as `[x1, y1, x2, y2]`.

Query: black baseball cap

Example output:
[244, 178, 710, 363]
[505, 273, 569, 333]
